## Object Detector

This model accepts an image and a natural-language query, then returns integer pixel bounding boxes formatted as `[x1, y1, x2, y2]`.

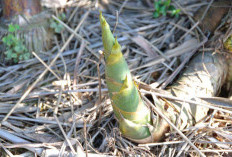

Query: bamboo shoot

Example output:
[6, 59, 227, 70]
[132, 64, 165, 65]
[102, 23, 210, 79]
[100, 12, 169, 143]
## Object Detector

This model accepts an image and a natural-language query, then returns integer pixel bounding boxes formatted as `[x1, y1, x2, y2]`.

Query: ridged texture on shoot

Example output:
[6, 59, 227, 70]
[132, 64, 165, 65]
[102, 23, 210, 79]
[99, 12, 156, 143]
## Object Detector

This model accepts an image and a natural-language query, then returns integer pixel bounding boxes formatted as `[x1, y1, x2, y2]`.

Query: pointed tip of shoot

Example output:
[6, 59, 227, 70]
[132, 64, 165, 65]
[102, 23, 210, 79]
[112, 36, 121, 53]
[99, 11, 115, 58]
[99, 10, 103, 21]
[120, 74, 131, 92]
[122, 75, 129, 89]
[115, 36, 119, 45]
[99, 11, 107, 26]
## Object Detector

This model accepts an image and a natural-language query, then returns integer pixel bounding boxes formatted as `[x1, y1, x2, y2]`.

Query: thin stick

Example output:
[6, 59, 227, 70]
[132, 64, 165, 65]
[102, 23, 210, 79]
[161, 37, 207, 88]
[96, 54, 103, 126]
[74, 41, 86, 87]
[53, 88, 76, 154]
[0, 128, 43, 155]
[176, 130, 199, 157]
[160, 50, 195, 89]
[113, 10, 118, 35]
[67, 6, 79, 24]
[0, 115, 86, 127]
[178, 21, 199, 42]
[157, 58, 176, 82]
[54, 115, 76, 154]
[131, 38, 206, 72]
[32, 51, 61, 80]
[98, 54, 103, 102]
[0, 129, 81, 156]
[83, 118, 88, 157]
[150, 43, 170, 61]
[118, 0, 129, 15]
[52, 15, 90, 44]
[169, 22, 195, 35]
[0, 143, 14, 157]
[139, 141, 185, 147]
[55, 36, 67, 76]
[142, 96, 206, 157]
[174, 1, 206, 38]
[200, 0, 214, 21]
[188, 149, 232, 153]
[142, 90, 232, 115]
[0, 88, 108, 100]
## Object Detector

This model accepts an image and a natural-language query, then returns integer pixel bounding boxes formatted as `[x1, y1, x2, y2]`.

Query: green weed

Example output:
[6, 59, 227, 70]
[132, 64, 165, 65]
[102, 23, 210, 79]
[153, 0, 181, 18]
[2, 24, 30, 63]
[50, 13, 66, 33]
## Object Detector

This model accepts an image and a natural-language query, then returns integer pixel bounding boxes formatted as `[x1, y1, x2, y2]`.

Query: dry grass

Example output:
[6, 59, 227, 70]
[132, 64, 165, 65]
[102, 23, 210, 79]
[0, 0, 231, 156]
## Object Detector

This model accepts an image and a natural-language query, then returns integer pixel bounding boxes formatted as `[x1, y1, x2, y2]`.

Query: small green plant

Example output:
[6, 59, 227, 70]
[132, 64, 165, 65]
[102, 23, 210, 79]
[153, 0, 180, 18]
[50, 13, 66, 33]
[2, 24, 30, 63]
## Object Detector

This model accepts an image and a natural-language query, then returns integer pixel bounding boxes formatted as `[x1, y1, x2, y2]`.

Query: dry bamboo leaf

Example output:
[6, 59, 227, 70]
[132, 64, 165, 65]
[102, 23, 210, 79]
[166, 38, 199, 57]
[24, 133, 59, 143]
[6, 80, 27, 94]
[131, 35, 159, 57]
[199, 96, 232, 109]
[0, 103, 37, 114]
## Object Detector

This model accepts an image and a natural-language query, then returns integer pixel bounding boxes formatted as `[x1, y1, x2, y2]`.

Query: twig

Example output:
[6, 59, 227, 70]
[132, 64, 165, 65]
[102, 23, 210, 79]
[113, 10, 118, 35]
[55, 36, 67, 76]
[142, 90, 232, 115]
[0, 143, 14, 157]
[178, 21, 199, 42]
[157, 58, 176, 82]
[139, 141, 185, 147]
[142, 96, 206, 157]
[53, 88, 76, 154]
[0, 115, 86, 127]
[200, 0, 214, 21]
[32, 51, 61, 80]
[0, 88, 108, 100]
[160, 37, 207, 89]
[52, 15, 90, 44]
[97, 54, 103, 126]
[118, 0, 129, 15]
[83, 118, 88, 157]
[74, 41, 86, 88]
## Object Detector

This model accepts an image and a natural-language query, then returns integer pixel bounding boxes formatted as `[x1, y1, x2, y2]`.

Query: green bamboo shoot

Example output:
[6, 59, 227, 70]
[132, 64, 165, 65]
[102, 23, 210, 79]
[100, 12, 169, 143]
